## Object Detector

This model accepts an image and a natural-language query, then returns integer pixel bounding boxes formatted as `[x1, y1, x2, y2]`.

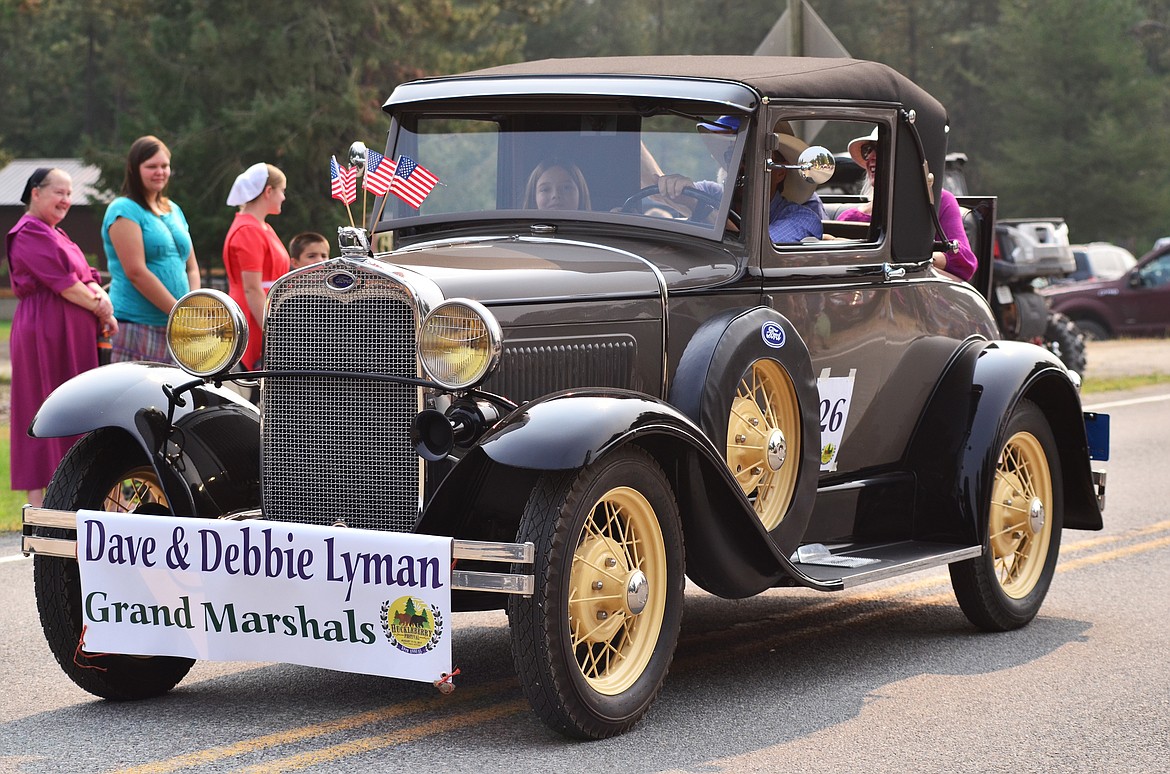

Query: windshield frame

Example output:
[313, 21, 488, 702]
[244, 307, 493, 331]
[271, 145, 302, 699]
[374, 94, 755, 243]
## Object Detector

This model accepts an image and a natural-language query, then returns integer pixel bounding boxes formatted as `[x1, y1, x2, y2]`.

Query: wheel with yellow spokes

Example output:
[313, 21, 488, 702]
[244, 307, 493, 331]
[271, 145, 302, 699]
[726, 358, 801, 531]
[34, 429, 195, 699]
[950, 400, 1063, 631]
[508, 446, 684, 739]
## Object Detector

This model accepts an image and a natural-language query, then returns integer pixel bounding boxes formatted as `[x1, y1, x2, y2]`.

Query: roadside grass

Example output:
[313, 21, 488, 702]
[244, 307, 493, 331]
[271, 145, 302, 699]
[0, 426, 24, 533]
[1, 320, 19, 532]
[1081, 372, 1170, 394]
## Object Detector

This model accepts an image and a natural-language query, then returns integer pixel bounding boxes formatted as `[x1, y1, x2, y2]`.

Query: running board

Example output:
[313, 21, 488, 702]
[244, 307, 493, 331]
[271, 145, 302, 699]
[788, 540, 982, 588]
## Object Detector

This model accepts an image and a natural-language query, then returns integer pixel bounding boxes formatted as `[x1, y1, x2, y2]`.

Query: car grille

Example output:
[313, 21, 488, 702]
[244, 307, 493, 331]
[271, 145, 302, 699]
[482, 336, 639, 403]
[262, 265, 421, 533]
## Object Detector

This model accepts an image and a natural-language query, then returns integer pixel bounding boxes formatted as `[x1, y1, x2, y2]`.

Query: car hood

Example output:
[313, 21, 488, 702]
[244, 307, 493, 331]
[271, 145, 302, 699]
[1039, 277, 1121, 297]
[382, 237, 665, 303]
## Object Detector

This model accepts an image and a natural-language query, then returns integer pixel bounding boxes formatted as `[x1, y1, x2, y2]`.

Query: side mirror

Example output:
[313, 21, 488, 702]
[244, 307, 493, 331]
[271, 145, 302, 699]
[796, 146, 836, 184]
[1129, 272, 1144, 288]
[766, 138, 836, 184]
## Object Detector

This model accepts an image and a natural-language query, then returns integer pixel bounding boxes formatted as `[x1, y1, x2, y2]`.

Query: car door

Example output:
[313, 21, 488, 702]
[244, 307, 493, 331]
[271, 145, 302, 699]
[1119, 252, 1170, 335]
[756, 107, 997, 481]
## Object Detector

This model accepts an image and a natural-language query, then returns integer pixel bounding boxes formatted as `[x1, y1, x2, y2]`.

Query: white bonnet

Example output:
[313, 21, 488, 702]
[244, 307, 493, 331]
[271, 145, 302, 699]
[226, 162, 270, 207]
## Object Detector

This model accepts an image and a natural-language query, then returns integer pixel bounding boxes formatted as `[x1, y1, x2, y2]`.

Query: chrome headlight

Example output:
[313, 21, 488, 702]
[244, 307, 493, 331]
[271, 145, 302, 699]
[166, 289, 248, 377]
[418, 299, 501, 390]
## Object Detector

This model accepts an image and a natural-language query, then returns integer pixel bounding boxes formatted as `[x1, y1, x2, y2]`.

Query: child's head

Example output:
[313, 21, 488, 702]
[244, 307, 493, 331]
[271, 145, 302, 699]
[289, 232, 330, 269]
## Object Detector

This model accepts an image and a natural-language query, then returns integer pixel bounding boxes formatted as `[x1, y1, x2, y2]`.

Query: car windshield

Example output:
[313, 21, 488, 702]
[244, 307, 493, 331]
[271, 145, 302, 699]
[379, 103, 748, 240]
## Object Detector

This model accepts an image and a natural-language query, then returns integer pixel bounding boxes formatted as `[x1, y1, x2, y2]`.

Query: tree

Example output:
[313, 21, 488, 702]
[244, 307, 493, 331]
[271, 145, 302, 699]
[979, 0, 1170, 250]
[1, 0, 561, 270]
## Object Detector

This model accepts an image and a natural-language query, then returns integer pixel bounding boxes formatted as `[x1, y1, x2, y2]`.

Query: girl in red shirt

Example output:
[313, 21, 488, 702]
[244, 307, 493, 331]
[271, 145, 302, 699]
[223, 163, 291, 368]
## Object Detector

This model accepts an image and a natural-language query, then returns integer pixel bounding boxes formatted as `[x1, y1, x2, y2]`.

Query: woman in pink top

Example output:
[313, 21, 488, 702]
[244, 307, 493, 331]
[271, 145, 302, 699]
[838, 129, 977, 281]
[6, 168, 118, 505]
[223, 163, 291, 369]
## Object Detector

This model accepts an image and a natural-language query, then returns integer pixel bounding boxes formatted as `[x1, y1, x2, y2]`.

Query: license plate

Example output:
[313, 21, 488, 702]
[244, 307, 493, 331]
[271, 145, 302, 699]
[1084, 412, 1110, 461]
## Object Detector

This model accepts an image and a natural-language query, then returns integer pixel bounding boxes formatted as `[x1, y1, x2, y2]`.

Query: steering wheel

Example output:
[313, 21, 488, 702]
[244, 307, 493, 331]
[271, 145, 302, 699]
[620, 184, 740, 229]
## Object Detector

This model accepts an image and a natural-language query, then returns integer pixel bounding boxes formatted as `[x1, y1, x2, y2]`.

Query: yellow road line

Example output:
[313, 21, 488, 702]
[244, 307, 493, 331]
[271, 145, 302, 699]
[689, 533, 1170, 668]
[112, 527, 1170, 773]
[1058, 534, 1170, 571]
[1063, 519, 1170, 552]
[112, 684, 514, 774]
[233, 700, 528, 774]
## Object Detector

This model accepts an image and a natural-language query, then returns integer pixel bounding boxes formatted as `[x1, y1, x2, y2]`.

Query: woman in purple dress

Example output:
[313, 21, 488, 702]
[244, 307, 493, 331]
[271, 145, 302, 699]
[6, 168, 118, 506]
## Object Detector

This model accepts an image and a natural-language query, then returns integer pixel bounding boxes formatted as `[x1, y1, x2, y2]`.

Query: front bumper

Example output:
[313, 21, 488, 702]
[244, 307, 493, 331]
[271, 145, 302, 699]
[21, 507, 534, 596]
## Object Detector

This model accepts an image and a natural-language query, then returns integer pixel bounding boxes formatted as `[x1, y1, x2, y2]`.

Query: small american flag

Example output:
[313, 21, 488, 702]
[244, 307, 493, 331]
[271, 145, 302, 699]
[330, 155, 356, 205]
[363, 149, 396, 197]
[389, 155, 439, 209]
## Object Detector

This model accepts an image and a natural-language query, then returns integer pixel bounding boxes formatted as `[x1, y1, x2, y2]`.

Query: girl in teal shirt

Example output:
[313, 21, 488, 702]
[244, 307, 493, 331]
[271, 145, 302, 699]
[101, 135, 201, 362]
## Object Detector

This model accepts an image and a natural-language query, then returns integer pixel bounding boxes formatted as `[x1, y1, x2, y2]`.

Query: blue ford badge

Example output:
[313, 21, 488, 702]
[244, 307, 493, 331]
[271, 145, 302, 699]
[325, 270, 357, 292]
[761, 321, 785, 348]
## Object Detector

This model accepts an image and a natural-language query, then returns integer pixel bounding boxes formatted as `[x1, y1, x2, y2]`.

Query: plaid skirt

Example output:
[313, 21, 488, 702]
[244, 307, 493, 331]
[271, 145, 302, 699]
[111, 321, 176, 365]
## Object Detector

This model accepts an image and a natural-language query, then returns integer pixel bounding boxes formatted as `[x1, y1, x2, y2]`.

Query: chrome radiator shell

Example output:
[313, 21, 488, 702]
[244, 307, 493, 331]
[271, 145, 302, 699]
[261, 263, 424, 533]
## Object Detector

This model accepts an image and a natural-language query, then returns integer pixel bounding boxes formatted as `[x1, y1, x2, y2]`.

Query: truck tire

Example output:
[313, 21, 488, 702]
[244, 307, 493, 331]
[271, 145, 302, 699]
[1043, 312, 1086, 373]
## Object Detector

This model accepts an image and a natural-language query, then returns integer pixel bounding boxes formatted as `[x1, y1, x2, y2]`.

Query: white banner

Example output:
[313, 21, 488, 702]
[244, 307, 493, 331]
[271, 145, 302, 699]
[76, 511, 452, 683]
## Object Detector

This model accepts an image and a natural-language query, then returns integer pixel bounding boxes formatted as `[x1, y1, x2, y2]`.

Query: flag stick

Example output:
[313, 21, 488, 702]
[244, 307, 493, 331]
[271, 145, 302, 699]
[345, 201, 355, 227]
[372, 192, 391, 232]
[362, 188, 368, 229]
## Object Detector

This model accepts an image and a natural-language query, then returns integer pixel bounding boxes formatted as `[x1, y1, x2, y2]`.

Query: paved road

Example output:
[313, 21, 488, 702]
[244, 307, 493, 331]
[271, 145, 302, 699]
[0, 388, 1167, 772]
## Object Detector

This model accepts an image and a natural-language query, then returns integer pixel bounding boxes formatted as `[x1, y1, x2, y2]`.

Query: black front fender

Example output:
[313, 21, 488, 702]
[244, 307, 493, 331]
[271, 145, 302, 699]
[31, 362, 261, 518]
[476, 388, 708, 471]
[430, 390, 839, 597]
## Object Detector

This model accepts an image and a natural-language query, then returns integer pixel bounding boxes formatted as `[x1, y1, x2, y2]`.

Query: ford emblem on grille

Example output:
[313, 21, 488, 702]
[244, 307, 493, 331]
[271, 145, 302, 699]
[325, 270, 358, 292]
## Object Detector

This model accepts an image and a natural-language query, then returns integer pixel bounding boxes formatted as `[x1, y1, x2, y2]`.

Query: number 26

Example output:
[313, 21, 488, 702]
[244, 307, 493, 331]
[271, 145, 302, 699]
[820, 397, 846, 433]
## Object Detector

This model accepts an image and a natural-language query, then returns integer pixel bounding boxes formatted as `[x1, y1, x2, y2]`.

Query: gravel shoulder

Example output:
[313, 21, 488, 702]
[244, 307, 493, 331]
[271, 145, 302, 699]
[1080, 338, 1170, 379]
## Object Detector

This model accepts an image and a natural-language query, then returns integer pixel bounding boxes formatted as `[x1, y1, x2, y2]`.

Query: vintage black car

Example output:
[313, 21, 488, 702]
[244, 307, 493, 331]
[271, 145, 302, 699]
[24, 56, 1108, 740]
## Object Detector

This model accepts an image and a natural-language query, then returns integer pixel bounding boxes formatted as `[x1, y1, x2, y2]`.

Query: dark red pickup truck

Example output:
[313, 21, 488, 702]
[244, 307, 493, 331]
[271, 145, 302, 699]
[1040, 244, 1170, 339]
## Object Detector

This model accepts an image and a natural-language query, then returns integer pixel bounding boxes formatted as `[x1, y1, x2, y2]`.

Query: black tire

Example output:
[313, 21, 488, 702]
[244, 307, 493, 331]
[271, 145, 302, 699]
[1043, 312, 1086, 372]
[507, 446, 684, 739]
[950, 400, 1063, 631]
[33, 429, 195, 699]
[1076, 318, 1110, 342]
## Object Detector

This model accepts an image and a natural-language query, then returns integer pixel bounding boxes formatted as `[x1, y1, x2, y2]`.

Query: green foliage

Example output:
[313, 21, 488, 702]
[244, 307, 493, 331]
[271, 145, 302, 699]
[1081, 372, 1170, 394]
[0, 0, 561, 270]
[978, 0, 1170, 253]
[3, 0, 1170, 257]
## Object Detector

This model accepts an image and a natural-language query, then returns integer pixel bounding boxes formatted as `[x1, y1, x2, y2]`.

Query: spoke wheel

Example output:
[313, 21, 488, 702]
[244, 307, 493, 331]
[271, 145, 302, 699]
[34, 429, 195, 700]
[568, 485, 667, 695]
[950, 400, 1063, 631]
[509, 446, 684, 739]
[727, 358, 800, 531]
[988, 431, 1053, 599]
[106, 467, 168, 512]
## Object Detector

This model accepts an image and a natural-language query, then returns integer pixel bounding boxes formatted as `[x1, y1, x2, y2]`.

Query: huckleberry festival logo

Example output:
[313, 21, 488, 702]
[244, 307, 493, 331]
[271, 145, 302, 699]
[381, 596, 443, 654]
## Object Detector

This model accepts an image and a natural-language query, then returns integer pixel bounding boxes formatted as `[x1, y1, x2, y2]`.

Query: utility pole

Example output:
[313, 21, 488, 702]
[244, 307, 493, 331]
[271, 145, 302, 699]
[789, 0, 804, 57]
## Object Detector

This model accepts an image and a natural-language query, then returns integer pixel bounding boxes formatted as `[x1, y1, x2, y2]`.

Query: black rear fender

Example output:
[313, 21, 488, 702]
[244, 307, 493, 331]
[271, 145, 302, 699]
[907, 339, 1102, 545]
